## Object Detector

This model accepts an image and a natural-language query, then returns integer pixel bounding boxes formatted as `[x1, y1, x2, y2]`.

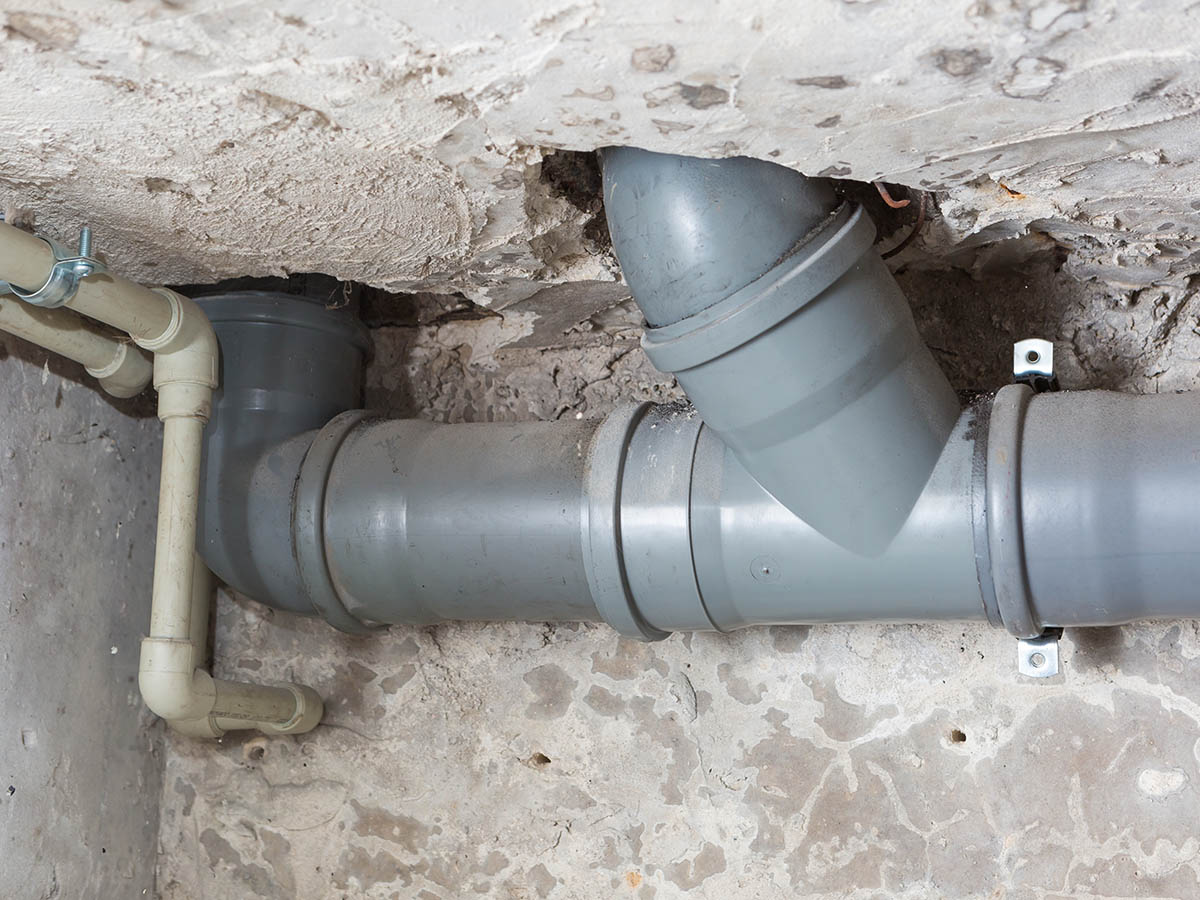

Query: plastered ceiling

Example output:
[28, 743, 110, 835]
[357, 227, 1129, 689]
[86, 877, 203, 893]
[0, 0, 1197, 304]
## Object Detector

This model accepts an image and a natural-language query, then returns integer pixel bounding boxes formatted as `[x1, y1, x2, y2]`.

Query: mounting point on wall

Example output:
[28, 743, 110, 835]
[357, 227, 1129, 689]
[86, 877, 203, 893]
[1017, 628, 1063, 679]
[1013, 338, 1058, 393]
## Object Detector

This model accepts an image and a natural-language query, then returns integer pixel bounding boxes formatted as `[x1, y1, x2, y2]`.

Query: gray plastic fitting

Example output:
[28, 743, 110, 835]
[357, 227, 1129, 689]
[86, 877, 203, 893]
[985, 385, 1200, 634]
[601, 147, 960, 555]
[239, 401, 985, 637]
[188, 202, 1200, 655]
[195, 292, 369, 616]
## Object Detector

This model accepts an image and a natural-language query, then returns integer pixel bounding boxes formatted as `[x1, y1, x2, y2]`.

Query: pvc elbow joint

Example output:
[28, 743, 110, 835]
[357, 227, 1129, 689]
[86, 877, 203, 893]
[138, 638, 217, 722]
[601, 148, 959, 555]
[86, 341, 153, 399]
[138, 288, 219, 420]
[138, 638, 324, 735]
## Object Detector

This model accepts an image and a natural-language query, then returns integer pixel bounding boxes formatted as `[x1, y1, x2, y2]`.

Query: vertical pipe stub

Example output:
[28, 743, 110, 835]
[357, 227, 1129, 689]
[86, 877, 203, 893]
[601, 147, 960, 555]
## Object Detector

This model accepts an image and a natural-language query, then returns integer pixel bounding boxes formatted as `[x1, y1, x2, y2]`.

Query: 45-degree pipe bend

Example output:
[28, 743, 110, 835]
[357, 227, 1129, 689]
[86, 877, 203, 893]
[599, 147, 960, 556]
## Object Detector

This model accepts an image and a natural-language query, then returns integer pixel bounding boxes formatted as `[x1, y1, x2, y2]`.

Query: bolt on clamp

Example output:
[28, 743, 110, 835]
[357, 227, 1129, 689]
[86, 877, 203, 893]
[0, 226, 106, 308]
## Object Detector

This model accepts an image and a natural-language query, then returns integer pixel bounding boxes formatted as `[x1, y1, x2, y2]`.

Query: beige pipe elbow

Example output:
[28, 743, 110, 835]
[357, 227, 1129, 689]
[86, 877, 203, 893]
[139, 639, 324, 735]
[0, 295, 152, 398]
[140, 556, 324, 737]
[0, 222, 326, 738]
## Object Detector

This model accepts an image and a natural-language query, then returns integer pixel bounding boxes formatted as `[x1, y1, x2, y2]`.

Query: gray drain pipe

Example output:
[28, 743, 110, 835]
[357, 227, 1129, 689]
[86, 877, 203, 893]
[198, 297, 1200, 649]
[195, 150, 1200, 682]
[600, 148, 961, 555]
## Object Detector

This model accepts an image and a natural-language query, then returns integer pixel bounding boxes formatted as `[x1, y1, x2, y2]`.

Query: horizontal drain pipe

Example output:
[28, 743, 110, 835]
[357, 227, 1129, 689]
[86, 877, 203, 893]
[201, 292, 1200, 652]
[5, 149, 1197, 740]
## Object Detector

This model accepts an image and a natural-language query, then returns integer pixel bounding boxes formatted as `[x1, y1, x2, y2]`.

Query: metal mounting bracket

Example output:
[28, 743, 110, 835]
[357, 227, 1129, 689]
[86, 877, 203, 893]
[0, 226, 105, 309]
[1016, 627, 1063, 678]
[1013, 338, 1059, 393]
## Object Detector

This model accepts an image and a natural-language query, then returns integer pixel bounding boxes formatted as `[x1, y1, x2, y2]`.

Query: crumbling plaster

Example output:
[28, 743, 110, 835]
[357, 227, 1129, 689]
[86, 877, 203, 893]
[1, 0, 1199, 304]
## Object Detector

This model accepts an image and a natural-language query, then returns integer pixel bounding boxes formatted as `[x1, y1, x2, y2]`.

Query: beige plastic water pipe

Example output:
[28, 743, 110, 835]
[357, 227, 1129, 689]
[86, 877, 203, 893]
[0, 294, 152, 397]
[0, 220, 323, 737]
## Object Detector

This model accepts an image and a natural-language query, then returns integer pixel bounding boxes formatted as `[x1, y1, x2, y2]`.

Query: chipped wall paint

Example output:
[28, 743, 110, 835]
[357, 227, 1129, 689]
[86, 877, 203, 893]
[1, 0, 1199, 303]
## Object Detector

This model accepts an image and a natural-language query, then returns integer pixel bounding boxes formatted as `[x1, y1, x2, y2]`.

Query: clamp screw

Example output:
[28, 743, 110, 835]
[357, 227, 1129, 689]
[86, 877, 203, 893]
[3, 224, 108, 308]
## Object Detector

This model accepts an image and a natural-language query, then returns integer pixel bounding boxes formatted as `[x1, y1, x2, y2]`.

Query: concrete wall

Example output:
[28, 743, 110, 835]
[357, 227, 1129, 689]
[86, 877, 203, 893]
[1, 0, 1198, 306]
[0, 333, 162, 897]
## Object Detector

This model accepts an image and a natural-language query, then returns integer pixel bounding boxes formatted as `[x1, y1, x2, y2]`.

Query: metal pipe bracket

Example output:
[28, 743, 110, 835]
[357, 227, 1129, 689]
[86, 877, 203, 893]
[0, 226, 106, 308]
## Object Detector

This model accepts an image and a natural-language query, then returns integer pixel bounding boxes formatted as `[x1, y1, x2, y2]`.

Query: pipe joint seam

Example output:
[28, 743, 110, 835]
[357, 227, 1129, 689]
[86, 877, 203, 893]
[86, 341, 153, 399]
[580, 403, 669, 642]
[142, 288, 218, 389]
[639, 203, 874, 373]
[985, 384, 1041, 638]
[255, 684, 325, 734]
[968, 398, 1004, 628]
[293, 410, 382, 634]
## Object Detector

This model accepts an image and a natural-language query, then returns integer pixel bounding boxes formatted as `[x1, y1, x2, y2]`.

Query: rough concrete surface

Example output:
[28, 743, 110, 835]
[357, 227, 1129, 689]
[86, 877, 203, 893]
[1, 0, 1200, 304]
[0, 331, 163, 898]
[159, 258, 1200, 899]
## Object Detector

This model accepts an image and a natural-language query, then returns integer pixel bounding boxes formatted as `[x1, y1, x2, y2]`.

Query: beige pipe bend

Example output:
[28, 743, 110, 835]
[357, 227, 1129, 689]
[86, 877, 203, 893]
[0, 295, 152, 398]
[0, 222, 324, 738]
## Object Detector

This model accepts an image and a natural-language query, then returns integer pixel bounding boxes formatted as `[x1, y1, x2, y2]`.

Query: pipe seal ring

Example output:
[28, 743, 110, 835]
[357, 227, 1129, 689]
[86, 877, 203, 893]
[986, 384, 1041, 638]
[640, 204, 875, 374]
[968, 397, 1004, 628]
[294, 410, 382, 635]
[581, 404, 669, 642]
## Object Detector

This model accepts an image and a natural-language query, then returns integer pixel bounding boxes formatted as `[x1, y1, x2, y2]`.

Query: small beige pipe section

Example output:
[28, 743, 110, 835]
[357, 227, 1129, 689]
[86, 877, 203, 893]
[0, 223, 323, 737]
[169, 559, 323, 738]
[0, 220, 172, 340]
[0, 294, 152, 397]
[148, 416, 205, 639]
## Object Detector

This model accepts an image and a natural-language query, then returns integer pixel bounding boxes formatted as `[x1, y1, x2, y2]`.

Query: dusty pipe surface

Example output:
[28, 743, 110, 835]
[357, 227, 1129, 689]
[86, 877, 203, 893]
[210, 379, 1200, 643]
[600, 148, 960, 556]
[0, 294, 152, 397]
[192, 290, 1200, 641]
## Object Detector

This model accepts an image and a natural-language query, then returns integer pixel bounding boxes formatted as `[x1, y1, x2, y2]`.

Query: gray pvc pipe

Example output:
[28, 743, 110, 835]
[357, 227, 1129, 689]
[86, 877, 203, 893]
[316, 415, 606, 626]
[270, 401, 986, 636]
[195, 292, 369, 615]
[599, 147, 840, 327]
[1007, 387, 1200, 629]
[193, 295, 1200, 643]
[189, 185, 1200, 647]
[601, 148, 960, 555]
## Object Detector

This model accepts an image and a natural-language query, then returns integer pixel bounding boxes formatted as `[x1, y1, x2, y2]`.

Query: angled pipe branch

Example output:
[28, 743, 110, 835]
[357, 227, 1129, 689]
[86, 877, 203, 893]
[599, 148, 961, 555]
